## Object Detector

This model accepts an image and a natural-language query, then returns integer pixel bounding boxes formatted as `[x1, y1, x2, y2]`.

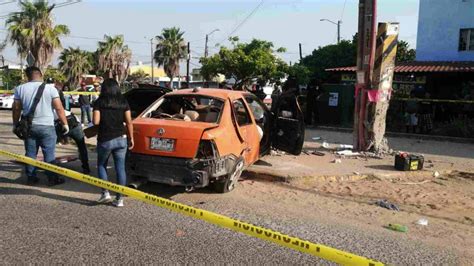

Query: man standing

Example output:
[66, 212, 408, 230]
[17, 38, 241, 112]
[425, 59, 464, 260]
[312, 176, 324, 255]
[79, 82, 92, 126]
[12, 66, 69, 186]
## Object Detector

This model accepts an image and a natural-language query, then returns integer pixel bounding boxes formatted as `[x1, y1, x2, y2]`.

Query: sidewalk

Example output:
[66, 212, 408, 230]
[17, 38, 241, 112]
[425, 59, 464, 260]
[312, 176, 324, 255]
[245, 129, 474, 180]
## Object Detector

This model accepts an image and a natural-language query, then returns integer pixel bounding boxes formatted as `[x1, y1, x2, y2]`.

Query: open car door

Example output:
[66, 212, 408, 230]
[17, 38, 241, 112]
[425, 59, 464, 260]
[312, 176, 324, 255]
[271, 91, 305, 155]
[124, 84, 171, 118]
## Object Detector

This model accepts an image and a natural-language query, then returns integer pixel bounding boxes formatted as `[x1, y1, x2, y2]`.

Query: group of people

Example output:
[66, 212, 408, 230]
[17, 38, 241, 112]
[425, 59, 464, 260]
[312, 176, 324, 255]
[12, 66, 134, 207]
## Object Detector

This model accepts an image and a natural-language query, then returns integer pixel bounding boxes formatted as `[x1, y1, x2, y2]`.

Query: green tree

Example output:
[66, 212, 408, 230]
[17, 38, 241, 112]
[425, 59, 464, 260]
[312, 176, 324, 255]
[154, 27, 187, 87]
[286, 63, 310, 85]
[44, 67, 66, 83]
[127, 69, 149, 82]
[200, 37, 287, 89]
[301, 39, 357, 83]
[396, 40, 416, 63]
[58, 47, 92, 88]
[97, 35, 132, 83]
[5, 0, 69, 72]
[0, 69, 23, 89]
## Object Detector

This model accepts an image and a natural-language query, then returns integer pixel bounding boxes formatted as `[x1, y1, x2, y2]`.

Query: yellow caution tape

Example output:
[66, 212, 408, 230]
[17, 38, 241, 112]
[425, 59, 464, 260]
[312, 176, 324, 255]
[0, 90, 99, 96]
[0, 148, 382, 266]
[64, 91, 99, 96]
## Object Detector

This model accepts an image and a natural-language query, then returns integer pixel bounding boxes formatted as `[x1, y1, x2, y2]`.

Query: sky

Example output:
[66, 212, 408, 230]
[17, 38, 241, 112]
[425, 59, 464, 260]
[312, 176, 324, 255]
[0, 0, 420, 74]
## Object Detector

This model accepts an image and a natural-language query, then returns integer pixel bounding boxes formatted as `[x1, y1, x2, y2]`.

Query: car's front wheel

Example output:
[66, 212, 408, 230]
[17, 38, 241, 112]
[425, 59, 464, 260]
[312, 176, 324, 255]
[212, 158, 244, 193]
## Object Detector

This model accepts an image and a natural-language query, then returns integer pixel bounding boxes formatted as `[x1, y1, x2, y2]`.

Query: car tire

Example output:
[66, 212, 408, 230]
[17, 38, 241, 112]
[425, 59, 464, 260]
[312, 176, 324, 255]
[212, 158, 244, 193]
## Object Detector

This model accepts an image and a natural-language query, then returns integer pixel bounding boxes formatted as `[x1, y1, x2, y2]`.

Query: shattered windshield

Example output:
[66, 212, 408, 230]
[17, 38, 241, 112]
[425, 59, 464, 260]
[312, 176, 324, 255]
[145, 95, 224, 123]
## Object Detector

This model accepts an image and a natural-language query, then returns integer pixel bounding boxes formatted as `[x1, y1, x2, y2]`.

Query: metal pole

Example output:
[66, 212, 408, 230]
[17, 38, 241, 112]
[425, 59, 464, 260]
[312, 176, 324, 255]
[150, 38, 154, 84]
[204, 34, 209, 58]
[337, 21, 341, 44]
[299, 43, 303, 61]
[186, 42, 190, 86]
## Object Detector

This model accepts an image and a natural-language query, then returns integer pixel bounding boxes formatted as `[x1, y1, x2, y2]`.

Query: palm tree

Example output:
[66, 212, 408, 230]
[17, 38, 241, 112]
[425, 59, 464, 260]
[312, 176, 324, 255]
[59, 47, 92, 89]
[154, 27, 187, 87]
[97, 35, 132, 84]
[5, 0, 70, 72]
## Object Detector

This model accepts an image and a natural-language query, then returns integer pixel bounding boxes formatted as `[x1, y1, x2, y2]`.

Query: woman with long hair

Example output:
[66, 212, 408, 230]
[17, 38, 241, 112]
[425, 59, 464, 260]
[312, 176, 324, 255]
[93, 78, 134, 207]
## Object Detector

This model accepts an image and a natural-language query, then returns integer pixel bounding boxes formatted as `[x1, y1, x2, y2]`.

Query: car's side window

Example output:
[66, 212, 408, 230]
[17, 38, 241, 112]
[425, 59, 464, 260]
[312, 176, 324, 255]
[244, 95, 265, 122]
[232, 99, 252, 126]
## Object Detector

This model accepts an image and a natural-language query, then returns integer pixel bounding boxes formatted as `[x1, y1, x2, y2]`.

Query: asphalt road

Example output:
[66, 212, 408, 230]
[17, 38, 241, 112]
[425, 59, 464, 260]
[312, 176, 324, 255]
[0, 110, 458, 264]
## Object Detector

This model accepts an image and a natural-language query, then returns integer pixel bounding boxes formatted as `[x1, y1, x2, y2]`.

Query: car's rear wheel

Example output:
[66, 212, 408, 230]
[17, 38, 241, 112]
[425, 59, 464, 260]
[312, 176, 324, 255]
[212, 158, 244, 193]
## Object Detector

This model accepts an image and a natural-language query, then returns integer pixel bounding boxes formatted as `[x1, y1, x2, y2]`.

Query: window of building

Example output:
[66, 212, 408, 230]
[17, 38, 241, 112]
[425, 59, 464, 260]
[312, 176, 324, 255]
[459, 28, 474, 51]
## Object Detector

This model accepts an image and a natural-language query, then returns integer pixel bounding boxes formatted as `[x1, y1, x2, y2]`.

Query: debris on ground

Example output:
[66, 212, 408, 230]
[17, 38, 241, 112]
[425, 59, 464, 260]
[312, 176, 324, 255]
[433, 171, 440, 177]
[416, 218, 429, 226]
[375, 199, 400, 211]
[338, 144, 353, 150]
[312, 151, 325, 156]
[321, 142, 330, 149]
[270, 149, 286, 156]
[386, 223, 408, 232]
[312, 137, 322, 140]
[332, 159, 342, 164]
[335, 150, 360, 156]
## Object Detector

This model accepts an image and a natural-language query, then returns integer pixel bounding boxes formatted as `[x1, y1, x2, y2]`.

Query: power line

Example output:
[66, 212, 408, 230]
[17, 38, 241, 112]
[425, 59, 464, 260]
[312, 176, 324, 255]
[219, 0, 265, 44]
[340, 0, 347, 21]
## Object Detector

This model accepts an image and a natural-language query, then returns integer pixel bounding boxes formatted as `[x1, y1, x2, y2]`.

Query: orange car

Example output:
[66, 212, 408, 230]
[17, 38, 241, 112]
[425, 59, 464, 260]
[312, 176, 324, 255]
[127, 88, 304, 193]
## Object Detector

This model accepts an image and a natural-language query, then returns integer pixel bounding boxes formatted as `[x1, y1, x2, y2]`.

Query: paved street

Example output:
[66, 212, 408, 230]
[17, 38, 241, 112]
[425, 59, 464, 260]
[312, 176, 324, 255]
[0, 110, 467, 264]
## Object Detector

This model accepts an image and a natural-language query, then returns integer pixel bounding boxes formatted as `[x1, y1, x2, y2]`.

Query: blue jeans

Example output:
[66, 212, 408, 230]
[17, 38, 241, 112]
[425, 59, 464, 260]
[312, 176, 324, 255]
[80, 105, 91, 124]
[24, 125, 58, 180]
[97, 136, 128, 199]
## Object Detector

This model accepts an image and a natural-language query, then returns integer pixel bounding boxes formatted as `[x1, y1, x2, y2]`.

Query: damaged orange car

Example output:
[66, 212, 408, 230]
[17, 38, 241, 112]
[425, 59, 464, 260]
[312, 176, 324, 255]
[127, 88, 304, 193]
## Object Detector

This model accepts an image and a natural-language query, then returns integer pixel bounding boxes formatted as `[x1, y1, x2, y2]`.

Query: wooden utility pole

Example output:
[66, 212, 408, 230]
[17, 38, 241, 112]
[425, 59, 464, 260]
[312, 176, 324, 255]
[354, 0, 399, 154]
[354, 0, 377, 151]
[366, 23, 399, 152]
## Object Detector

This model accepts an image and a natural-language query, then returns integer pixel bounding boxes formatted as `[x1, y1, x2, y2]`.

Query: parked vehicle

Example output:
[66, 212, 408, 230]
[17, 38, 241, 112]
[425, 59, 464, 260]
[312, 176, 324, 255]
[126, 88, 304, 193]
[0, 94, 14, 109]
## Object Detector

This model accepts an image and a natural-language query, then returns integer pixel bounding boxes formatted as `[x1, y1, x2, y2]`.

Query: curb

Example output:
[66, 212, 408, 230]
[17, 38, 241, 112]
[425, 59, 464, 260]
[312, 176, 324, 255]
[312, 126, 474, 144]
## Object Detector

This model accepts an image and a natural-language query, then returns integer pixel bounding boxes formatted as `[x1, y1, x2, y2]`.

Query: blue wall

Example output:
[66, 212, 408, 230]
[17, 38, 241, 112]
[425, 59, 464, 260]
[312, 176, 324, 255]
[416, 0, 474, 61]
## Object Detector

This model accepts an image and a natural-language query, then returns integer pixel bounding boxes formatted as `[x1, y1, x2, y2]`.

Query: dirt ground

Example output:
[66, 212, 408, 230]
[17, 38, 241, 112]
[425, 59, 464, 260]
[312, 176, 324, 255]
[244, 129, 474, 263]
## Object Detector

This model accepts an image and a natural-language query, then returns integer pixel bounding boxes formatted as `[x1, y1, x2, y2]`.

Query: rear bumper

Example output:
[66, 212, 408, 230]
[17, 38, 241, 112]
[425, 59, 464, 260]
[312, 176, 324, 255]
[126, 152, 236, 187]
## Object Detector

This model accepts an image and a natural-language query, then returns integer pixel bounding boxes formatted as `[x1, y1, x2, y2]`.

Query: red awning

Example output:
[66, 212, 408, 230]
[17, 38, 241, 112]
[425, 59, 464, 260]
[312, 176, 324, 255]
[326, 61, 474, 73]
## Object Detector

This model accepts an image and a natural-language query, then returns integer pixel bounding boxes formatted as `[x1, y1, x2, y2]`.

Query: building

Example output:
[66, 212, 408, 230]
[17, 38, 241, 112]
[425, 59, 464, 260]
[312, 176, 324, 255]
[129, 61, 167, 81]
[416, 0, 474, 61]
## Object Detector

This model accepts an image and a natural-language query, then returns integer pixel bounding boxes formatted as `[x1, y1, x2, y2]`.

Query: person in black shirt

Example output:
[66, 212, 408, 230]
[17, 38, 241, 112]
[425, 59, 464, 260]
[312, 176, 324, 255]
[93, 79, 134, 207]
[79, 82, 92, 126]
[54, 81, 91, 174]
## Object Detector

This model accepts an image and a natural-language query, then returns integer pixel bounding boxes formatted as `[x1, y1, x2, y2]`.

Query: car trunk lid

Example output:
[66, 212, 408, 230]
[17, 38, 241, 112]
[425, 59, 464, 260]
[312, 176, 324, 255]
[132, 118, 218, 158]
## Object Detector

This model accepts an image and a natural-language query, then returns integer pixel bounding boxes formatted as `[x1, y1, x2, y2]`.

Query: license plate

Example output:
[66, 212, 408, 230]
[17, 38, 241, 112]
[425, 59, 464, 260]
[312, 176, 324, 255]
[150, 137, 175, 151]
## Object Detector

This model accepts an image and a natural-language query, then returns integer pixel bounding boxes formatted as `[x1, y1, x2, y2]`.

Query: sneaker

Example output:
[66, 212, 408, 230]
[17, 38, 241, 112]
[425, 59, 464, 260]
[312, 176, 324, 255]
[98, 192, 112, 203]
[112, 198, 124, 207]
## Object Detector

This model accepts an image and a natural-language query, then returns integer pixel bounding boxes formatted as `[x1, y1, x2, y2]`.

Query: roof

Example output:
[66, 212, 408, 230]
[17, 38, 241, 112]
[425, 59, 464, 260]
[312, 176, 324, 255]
[325, 61, 474, 73]
[168, 88, 245, 100]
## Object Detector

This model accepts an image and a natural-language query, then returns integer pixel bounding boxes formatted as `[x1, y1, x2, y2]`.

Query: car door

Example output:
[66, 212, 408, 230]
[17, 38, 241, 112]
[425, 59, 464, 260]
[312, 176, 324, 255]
[243, 94, 272, 156]
[271, 91, 305, 155]
[230, 98, 260, 166]
[124, 87, 170, 118]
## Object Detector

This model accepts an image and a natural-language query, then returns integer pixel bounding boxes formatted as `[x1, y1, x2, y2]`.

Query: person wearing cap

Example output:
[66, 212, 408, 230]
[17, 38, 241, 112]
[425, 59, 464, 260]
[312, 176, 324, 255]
[79, 82, 92, 126]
